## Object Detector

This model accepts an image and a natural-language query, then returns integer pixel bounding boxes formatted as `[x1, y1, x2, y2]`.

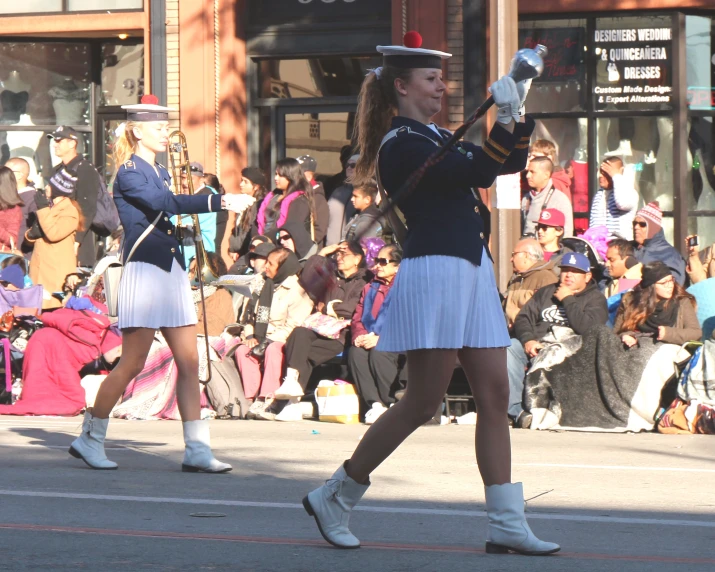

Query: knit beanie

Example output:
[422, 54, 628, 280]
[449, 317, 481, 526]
[241, 167, 267, 189]
[636, 201, 662, 239]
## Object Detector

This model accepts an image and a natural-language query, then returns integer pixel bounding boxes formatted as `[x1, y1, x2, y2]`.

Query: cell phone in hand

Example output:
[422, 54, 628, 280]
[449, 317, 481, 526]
[688, 235, 699, 248]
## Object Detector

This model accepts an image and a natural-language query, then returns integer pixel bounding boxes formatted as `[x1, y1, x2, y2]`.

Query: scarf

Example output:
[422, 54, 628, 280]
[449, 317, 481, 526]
[638, 298, 678, 335]
[192, 285, 217, 316]
[250, 252, 302, 342]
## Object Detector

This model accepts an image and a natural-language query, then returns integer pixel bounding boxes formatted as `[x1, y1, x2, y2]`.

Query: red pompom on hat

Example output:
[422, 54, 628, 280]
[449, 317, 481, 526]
[403, 31, 423, 49]
[141, 94, 159, 105]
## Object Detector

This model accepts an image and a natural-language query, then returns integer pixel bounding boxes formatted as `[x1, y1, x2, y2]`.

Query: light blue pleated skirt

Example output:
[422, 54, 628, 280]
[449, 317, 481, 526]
[377, 249, 510, 352]
[117, 259, 197, 330]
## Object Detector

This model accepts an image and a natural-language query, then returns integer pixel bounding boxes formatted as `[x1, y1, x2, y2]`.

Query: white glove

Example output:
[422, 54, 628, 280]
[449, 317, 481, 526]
[223, 193, 257, 215]
[488, 76, 521, 125]
[516, 78, 531, 115]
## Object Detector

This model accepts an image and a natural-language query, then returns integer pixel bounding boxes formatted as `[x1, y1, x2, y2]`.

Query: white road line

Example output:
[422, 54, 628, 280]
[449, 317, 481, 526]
[0, 444, 126, 450]
[515, 463, 715, 474]
[0, 489, 712, 529]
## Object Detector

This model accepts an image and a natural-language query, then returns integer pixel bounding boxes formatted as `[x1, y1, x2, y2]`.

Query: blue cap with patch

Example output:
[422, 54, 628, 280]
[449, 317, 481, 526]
[558, 252, 590, 272]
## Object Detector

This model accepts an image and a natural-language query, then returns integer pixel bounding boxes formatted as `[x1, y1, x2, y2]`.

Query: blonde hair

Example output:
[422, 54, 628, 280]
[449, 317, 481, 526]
[113, 121, 141, 172]
[352, 66, 413, 186]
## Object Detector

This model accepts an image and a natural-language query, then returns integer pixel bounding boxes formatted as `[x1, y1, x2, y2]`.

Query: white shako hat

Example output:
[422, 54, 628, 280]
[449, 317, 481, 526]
[377, 31, 451, 69]
[121, 94, 174, 121]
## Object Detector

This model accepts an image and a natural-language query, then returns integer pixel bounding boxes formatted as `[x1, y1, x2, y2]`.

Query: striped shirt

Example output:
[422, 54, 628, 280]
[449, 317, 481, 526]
[589, 174, 640, 240]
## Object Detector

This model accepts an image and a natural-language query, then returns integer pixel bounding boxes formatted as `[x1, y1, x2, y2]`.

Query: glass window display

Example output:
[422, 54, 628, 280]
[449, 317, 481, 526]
[101, 43, 145, 106]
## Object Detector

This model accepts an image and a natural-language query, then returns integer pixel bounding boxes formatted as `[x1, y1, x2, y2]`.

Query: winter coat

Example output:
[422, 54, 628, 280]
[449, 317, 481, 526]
[311, 180, 329, 244]
[26, 196, 80, 309]
[589, 175, 640, 240]
[633, 230, 686, 286]
[503, 260, 559, 331]
[514, 281, 609, 346]
[18, 186, 37, 254]
[613, 295, 702, 345]
[196, 288, 236, 337]
[319, 264, 371, 344]
[258, 190, 312, 241]
[265, 274, 315, 343]
[522, 181, 574, 237]
[326, 183, 356, 246]
[343, 204, 384, 242]
[352, 277, 393, 339]
[0, 205, 22, 250]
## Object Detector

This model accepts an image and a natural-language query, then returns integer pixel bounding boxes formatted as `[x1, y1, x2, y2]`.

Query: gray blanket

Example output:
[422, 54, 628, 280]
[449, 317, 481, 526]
[525, 325, 691, 431]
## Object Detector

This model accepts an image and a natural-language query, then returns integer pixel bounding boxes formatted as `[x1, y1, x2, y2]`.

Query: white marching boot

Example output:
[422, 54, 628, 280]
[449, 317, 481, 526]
[303, 462, 370, 549]
[181, 420, 232, 473]
[484, 482, 560, 555]
[274, 368, 304, 399]
[68, 411, 118, 470]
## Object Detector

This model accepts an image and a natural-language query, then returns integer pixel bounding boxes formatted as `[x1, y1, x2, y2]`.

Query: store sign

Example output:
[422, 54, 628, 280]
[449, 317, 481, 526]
[687, 87, 715, 110]
[519, 28, 585, 83]
[593, 26, 673, 110]
[250, 0, 390, 26]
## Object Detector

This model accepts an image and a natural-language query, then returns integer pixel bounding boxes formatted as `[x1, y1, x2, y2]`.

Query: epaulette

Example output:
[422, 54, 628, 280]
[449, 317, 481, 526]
[123, 159, 135, 169]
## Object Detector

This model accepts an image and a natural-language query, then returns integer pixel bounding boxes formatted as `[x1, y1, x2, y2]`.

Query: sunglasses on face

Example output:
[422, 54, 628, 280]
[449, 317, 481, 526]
[278, 234, 291, 242]
[375, 258, 396, 266]
[536, 224, 554, 232]
[633, 221, 647, 228]
[346, 162, 357, 169]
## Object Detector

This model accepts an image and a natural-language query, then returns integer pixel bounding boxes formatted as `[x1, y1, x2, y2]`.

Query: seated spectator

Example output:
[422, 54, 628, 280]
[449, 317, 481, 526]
[534, 208, 567, 263]
[503, 237, 558, 333]
[228, 235, 273, 275]
[348, 244, 403, 424]
[271, 240, 370, 421]
[327, 153, 358, 245]
[0, 255, 32, 289]
[522, 156, 573, 237]
[509, 252, 608, 427]
[257, 158, 318, 241]
[343, 181, 384, 242]
[297, 155, 329, 245]
[235, 248, 314, 419]
[277, 221, 318, 265]
[529, 139, 571, 201]
[632, 202, 686, 285]
[24, 185, 82, 309]
[188, 252, 235, 337]
[603, 238, 642, 298]
[685, 235, 715, 284]
[0, 307, 121, 416]
[0, 166, 24, 252]
[225, 167, 268, 262]
[615, 262, 701, 348]
[589, 156, 639, 240]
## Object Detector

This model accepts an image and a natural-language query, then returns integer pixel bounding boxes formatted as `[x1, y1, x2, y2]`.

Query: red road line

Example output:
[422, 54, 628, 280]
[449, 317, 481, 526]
[0, 523, 713, 565]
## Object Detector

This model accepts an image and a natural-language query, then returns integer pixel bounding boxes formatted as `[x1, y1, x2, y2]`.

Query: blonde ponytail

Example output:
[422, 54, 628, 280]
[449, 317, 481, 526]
[352, 67, 413, 186]
[112, 121, 140, 173]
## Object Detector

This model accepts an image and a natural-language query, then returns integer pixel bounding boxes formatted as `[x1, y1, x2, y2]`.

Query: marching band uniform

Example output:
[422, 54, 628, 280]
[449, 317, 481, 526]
[303, 36, 560, 556]
[70, 100, 252, 474]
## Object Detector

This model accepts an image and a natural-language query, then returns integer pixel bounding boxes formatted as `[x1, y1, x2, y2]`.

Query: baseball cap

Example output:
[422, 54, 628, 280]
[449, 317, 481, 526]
[558, 252, 591, 273]
[534, 208, 565, 228]
[189, 162, 204, 177]
[0, 264, 25, 290]
[47, 126, 79, 141]
[297, 155, 318, 172]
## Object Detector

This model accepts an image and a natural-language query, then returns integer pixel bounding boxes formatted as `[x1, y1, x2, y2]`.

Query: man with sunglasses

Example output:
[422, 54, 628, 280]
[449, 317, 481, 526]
[632, 201, 686, 285]
[46, 126, 101, 268]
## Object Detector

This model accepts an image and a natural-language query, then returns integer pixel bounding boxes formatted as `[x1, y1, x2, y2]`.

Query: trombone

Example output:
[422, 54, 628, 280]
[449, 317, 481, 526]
[168, 130, 216, 382]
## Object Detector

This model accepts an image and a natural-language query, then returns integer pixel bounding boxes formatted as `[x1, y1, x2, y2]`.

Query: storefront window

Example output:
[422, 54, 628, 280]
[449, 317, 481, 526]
[596, 116, 674, 241]
[101, 43, 145, 105]
[518, 19, 587, 113]
[284, 111, 352, 175]
[686, 115, 715, 248]
[0, 1, 62, 14]
[594, 15, 673, 112]
[69, 0, 143, 9]
[258, 56, 381, 99]
[686, 16, 714, 111]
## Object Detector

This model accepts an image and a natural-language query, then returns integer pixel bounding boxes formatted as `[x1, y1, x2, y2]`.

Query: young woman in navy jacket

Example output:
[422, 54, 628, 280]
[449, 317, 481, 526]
[302, 34, 560, 556]
[70, 96, 253, 473]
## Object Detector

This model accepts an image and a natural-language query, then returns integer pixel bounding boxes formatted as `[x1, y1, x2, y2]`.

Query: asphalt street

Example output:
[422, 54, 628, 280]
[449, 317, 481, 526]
[1, 415, 714, 571]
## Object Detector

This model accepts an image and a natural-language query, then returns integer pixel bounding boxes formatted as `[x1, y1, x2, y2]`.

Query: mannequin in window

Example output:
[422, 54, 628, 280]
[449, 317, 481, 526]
[0, 71, 31, 165]
[49, 78, 87, 125]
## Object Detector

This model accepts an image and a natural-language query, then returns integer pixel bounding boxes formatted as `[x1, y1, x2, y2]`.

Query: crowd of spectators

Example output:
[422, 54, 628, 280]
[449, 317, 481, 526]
[0, 127, 713, 432]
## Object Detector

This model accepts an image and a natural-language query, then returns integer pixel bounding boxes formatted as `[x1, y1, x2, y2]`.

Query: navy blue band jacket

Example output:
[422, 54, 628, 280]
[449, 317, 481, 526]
[113, 154, 222, 272]
[378, 116, 535, 267]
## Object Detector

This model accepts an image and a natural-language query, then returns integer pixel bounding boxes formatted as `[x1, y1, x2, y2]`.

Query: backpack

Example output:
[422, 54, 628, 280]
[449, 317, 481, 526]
[91, 177, 120, 237]
[204, 356, 251, 419]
